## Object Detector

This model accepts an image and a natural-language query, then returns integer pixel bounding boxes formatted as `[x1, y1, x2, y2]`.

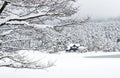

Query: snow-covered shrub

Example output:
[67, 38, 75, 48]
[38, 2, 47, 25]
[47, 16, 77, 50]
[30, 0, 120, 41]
[78, 46, 88, 53]
[0, 50, 55, 69]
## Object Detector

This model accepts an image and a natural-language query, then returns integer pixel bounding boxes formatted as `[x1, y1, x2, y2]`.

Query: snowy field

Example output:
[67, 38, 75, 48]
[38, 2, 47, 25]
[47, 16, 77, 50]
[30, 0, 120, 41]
[0, 51, 120, 78]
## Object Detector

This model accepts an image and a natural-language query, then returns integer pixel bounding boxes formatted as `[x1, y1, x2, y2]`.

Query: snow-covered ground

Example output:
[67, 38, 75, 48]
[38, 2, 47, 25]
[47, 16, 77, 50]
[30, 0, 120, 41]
[0, 51, 120, 78]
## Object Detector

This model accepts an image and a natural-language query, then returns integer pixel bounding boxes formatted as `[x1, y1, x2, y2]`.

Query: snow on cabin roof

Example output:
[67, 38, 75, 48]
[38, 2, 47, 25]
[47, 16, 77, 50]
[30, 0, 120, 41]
[68, 43, 80, 47]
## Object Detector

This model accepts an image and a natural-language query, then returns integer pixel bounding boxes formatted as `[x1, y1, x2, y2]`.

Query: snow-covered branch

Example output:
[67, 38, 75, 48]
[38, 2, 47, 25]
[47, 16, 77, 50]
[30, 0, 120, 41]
[53, 17, 90, 32]
[9, 13, 61, 21]
[0, 13, 61, 26]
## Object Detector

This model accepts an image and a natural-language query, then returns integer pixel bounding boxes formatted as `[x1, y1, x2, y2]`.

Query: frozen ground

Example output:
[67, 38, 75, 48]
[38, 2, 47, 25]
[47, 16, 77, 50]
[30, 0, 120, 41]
[0, 51, 120, 78]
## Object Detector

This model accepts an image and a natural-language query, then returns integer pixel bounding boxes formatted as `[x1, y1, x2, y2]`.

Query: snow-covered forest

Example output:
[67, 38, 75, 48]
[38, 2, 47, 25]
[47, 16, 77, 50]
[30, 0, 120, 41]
[0, 0, 120, 70]
[1, 17, 120, 52]
[0, 0, 89, 52]
[1, 0, 120, 78]
[0, 0, 89, 69]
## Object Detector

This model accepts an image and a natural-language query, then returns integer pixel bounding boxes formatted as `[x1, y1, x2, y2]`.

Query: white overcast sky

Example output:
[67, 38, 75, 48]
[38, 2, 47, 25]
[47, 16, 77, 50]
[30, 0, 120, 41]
[76, 0, 120, 19]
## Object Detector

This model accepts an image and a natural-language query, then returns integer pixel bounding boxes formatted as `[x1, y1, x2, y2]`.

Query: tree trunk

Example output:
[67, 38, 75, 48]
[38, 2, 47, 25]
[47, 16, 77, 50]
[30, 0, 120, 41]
[0, 1, 8, 15]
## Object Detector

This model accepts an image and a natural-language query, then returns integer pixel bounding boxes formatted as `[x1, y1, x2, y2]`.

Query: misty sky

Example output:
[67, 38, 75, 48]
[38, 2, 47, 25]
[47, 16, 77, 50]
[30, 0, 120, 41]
[76, 0, 120, 19]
